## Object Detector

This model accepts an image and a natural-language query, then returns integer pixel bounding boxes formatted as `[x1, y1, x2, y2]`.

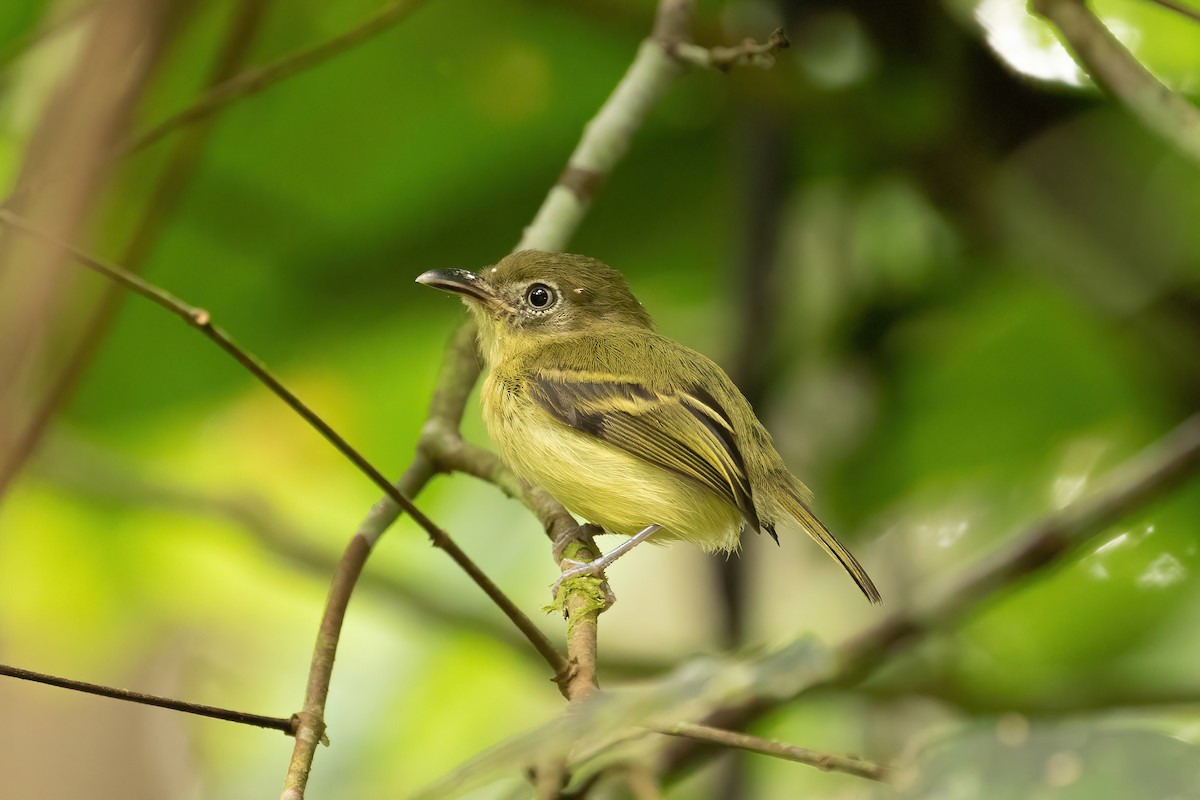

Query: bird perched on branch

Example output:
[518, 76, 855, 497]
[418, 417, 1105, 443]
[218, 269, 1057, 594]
[417, 251, 880, 604]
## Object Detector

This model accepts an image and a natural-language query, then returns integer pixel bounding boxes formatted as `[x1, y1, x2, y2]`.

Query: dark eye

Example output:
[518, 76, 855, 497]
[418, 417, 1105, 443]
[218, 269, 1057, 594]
[526, 284, 555, 309]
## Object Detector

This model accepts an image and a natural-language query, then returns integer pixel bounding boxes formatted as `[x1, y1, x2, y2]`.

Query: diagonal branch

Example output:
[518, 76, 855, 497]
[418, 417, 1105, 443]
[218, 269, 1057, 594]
[0, 1, 101, 70]
[668, 27, 790, 71]
[34, 439, 669, 676]
[0, 662, 295, 734]
[661, 411, 1200, 777]
[1143, 0, 1200, 24]
[121, 0, 431, 159]
[0, 0, 273, 502]
[1031, 0, 1200, 164]
[0, 0, 432, 212]
[0, 0, 171, 495]
[0, 206, 564, 685]
[654, 722, 893, 782]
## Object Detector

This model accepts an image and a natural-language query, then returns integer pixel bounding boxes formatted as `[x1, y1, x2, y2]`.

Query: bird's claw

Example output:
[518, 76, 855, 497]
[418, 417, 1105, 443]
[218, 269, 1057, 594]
[552, 522, 603, 565]
[550, 558, 605, 601]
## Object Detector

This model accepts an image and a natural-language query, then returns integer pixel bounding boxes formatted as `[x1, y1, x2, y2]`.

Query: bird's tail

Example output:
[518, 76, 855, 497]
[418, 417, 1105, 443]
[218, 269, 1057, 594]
[781, 485, 882, 604]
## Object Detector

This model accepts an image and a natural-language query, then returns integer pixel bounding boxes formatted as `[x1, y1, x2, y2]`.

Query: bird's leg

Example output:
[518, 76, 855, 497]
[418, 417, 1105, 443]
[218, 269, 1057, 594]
[552, 522, 604, 566]
[551, 523, 663, 599]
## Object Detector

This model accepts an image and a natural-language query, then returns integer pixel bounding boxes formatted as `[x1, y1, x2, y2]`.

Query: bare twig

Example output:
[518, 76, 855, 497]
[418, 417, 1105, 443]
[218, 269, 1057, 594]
[519, 0, 734, 707]
[0, 0, 272, 502]
[514, 6, 786, 253]
[655, 722, 893, 782]
[0, 0, 431, 214]
[1143, 0, 1200, 25]
[852, 413, 1200, 665]
[0, 208, 562, 674]
[325, 0, 744, 732]
[417, 328, 576, 543]
[858, 681, 1200, 715]
[1032, 0, 1200, 164]
[0, 662, 295, 733]
[661, 412, 1200, 777]
[669, 28, 790, 72]
[37, 438, 671, 680]
[0, 0, 170, 498]
[556, 532, 607, 702]
[279, 331, 568, 800]
[37, 439, 545, 650]
[121, 0, 430, 160]
[0, 210, 568, 799]
[0, 1, 101, 69]
[515, 1, 695, 253]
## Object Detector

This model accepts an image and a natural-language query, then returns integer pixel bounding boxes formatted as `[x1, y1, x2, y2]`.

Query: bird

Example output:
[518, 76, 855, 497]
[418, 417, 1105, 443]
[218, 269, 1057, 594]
[416, 250, 881, 604]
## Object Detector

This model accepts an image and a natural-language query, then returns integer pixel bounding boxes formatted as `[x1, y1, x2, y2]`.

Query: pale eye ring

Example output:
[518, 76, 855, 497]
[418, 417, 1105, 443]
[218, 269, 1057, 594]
[526, 283, 555, 309]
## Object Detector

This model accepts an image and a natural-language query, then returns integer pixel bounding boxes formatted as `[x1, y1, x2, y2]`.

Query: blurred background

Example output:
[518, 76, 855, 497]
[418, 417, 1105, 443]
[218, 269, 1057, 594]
[1, 0, 1199, 797]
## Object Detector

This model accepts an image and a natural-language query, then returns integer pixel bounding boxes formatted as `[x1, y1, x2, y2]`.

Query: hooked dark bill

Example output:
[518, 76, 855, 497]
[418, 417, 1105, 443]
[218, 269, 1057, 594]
[415, 268, 491, 302]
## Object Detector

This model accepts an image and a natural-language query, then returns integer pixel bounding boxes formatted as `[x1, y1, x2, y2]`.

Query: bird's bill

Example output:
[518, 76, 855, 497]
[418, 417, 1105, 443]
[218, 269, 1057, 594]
[415, 268, 494, 303]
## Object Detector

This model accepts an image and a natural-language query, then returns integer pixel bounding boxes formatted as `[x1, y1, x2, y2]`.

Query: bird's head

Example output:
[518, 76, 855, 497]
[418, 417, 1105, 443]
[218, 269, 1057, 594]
[416, 251, 653, 356]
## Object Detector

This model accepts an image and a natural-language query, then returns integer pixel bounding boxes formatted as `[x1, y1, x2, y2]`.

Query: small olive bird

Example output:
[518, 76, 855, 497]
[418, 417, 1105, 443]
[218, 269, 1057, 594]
[416, 251, 881, 604]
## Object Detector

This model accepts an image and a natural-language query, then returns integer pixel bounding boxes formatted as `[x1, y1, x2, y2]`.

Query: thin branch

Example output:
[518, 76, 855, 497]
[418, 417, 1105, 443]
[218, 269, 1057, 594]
[0, 662, 295, 734]
[0, 0, 101, 70]
[36, 440, 547, 653]
[661, 411, 1200, 777]
[669, 28, 790, 72]
[1032, 0, 1200, 164]
[0, 210, 570, 799]
[38, 438, 671, 680]
[858, 412, 1200, 663]
[557, 531, 606, 702]
[516, 3, 691, 252]
[0, 0, 272, 502]
[0, 208, 563, 678]
[279, 335, 568, 800]
[514, 7, 786, 252]
[856, 681, 1200, 716]
[0, 0, 171, 494]
[1143, 0, 1200, 25]
[415, 327, 577, 543]
[121, 0, 430, 160]
[655, 722, 893, 783]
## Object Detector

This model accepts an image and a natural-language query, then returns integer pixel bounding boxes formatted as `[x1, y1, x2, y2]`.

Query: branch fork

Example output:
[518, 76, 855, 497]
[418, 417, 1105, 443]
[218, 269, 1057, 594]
[668, 27, 791, 71]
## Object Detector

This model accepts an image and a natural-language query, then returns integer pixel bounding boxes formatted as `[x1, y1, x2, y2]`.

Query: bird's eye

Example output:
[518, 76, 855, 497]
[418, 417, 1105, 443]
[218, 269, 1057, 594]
[526, 284, 555, 309]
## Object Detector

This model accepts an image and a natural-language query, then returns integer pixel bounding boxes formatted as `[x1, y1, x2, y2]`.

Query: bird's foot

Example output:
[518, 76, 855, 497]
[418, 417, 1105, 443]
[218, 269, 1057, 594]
[552, 522, 603, 566]
[550, 523, 663, 602]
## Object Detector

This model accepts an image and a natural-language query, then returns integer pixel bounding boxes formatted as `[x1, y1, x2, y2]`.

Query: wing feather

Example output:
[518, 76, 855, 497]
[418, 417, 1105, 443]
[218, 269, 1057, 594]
[530, 370, 760, 530]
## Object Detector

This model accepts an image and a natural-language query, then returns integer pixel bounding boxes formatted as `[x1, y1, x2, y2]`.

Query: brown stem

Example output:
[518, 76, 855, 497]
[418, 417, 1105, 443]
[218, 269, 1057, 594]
[0, 0, 272, 502]
[0, 0, 432, 213]
[0, 0, 171, 498]
[121, 0, 431, 160]
[39, 438, 672, 678]
[0, 1, 101, 70]
[857, 680, 1200, 715]
[0, 208, 562, 678]
[1032, 0, 1200, 164]
[655, 722, 893, 782]
[0, 662, 294, 733]
[282, 531, 372, 796]
[559, 535, 605, 703]
[661, 412, 1200, 776]
[1144, 0, 1200, 23]
[668, 28, 790, 71]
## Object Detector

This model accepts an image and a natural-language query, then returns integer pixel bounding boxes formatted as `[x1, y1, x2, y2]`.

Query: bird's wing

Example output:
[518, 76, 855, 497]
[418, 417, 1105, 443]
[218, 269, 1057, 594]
[528, 369, 760, 530]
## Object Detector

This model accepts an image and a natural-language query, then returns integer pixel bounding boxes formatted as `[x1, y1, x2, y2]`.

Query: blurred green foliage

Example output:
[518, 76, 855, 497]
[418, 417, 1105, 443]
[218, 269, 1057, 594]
[0, 0, 1198, 798]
